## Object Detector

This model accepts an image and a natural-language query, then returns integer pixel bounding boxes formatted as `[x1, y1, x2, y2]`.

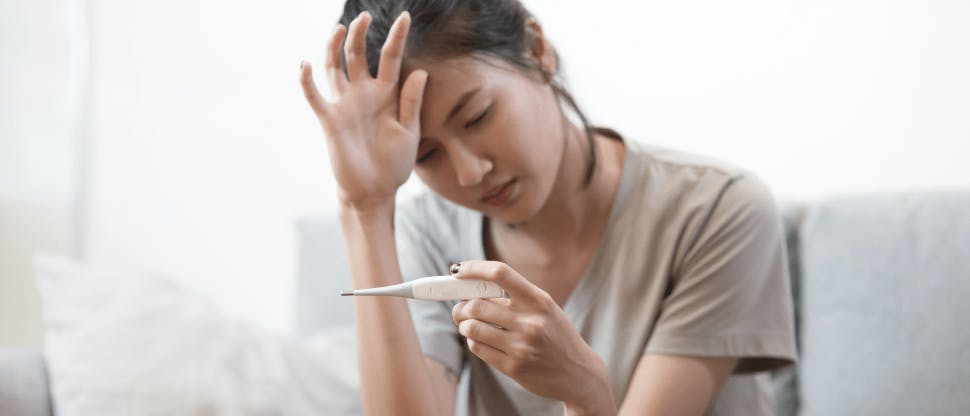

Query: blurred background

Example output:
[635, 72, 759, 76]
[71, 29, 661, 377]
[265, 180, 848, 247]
[2, 0, 968, 350]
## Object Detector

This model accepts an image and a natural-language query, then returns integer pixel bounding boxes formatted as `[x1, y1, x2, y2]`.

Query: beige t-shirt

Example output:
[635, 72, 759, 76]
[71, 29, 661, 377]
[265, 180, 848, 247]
[395, 136, 798, 415]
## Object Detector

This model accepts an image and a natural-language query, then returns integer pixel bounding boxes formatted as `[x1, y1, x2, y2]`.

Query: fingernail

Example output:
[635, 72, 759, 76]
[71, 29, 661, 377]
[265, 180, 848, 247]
[450, 263, 461, 275]
[299, 60, 304, 69]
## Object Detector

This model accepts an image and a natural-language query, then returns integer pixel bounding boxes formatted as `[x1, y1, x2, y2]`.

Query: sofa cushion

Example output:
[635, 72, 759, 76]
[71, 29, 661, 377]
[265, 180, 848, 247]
[295, 214, 355, 335]
[797, 191, 970, 415]
[0, 349, 53, 416]
[771, 203, 807, 416]
[33, 255, 361, 415]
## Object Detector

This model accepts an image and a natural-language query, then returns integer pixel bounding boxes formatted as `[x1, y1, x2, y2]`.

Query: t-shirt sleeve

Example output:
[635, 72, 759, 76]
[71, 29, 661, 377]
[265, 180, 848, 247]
[394, 201, 465, 377]
[644, 174, 798, 373]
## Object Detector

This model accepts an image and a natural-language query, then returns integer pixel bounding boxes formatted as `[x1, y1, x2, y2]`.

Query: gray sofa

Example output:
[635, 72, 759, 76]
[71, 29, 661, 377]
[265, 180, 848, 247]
[3, 190, 968, 415]
[0, 350, 53, 415]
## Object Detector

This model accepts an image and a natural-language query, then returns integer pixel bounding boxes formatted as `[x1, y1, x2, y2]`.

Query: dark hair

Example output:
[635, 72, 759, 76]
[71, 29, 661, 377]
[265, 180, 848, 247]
[338, 0, 603, 186]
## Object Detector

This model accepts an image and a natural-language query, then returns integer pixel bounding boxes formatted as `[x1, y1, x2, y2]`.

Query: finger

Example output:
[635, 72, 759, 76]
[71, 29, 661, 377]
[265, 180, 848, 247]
[325, 24, 348, 94]
[299, 60, 327, 118]
[488, 297, 512, 307]
[466, 339, 507, 370]
[398, 69, 428, 131]
[459, 319, 514, 353]
[343, 11, 373, 82]
[452, 261, 547, 303]
[452, 298, 516, 329]
[376, 11, 411, 83]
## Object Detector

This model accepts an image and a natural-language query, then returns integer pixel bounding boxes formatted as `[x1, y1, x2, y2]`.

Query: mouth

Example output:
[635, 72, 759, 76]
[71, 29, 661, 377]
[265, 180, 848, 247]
[480, 179, 516, 206]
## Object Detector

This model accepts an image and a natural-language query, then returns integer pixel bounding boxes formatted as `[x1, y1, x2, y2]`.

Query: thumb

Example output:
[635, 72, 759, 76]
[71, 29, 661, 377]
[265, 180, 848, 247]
[398, 69, 428, 131]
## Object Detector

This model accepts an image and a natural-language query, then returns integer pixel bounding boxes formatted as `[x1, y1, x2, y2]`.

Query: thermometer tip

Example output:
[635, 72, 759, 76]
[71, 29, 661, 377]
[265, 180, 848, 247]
[340, 291, 354, 296]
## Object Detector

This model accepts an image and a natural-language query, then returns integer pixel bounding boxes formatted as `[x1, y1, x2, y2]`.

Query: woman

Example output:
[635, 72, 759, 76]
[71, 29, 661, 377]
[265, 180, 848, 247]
[299, 1, 797, 414]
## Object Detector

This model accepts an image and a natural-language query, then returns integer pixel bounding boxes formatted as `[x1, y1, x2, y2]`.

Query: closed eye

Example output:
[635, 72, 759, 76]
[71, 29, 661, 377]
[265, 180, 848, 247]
[418, 105, 491, 164]
[416, 149, 436, 164]
[464, 105, 491, 129]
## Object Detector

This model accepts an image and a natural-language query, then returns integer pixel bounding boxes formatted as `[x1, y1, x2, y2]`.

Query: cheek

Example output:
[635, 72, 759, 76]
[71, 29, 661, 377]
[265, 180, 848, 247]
[498, 95, 562, 172]
[415, 166, 452, 192]
[491, 100, 556, 166]
[415, 164, 471, 204]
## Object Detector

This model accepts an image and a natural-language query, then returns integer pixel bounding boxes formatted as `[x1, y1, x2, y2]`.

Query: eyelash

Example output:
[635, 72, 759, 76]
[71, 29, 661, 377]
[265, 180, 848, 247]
[416, 106, 492, 164]
[464, 106, 491, 129]
[416, 149, 435, 164]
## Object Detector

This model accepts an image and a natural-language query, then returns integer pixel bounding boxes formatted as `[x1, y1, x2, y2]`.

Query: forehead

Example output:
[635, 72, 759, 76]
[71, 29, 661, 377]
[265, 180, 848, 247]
[407, 56, 524, 122]
[410, 56, 531, 133]
[410, 56, 505, 90]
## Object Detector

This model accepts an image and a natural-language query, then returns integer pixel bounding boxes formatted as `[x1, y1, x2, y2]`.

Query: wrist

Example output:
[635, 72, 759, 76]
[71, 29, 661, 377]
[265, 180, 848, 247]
[338, 196, 396, 216]
[563, 386, 617, 416]
[563, 358, 617, 416]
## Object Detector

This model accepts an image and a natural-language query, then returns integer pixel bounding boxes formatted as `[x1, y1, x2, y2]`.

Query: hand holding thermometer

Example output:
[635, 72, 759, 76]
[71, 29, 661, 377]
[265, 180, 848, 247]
[340, 275, 506, 301]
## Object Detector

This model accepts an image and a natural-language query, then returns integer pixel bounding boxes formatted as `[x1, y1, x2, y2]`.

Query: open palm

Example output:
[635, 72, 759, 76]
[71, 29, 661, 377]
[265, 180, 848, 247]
[299, 11, 428, 209]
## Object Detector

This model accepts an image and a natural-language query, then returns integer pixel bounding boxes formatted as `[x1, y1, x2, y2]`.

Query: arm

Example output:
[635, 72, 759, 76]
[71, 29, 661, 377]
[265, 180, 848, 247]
[426, 357, 459, 415]
[339, 204, 457, 415]
[299, 10, 456, 415]
[618, 175, 795, 415]
[618, 354, 737, 416]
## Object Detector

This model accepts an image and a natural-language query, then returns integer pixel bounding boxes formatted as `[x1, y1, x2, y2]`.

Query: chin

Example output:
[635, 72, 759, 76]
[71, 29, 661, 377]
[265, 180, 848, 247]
[481, 195, 540, 226]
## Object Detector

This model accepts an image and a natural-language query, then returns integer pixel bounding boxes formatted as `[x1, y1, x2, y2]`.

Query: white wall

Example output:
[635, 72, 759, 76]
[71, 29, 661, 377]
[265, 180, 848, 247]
[0, 0, 78, 349]
[526, 0, 970, 200]
[83, 0, 339, 332]
[4, 0, 968, 340]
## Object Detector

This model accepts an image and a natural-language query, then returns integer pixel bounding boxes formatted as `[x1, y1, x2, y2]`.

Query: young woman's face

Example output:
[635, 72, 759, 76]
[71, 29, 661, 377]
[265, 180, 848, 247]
[409, 56, 565, 224]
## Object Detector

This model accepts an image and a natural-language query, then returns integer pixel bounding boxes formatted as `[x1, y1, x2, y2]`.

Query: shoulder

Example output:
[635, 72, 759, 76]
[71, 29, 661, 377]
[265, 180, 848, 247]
[624, 140, 776, 217]
[630, 140, 747, 183]
[396, 188, 465, 228]
[619, 140, 781, 261]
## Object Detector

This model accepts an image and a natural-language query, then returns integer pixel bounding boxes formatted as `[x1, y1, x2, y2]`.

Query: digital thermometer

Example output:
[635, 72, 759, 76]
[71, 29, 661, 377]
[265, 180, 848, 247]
[340, 275, 505, 301]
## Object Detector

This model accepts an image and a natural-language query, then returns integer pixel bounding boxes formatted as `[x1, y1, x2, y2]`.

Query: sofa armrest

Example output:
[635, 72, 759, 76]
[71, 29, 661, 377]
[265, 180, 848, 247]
[0, 349, 53, 416]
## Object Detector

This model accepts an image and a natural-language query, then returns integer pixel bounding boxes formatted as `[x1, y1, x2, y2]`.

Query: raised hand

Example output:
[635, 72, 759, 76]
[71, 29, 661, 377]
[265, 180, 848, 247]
[299, 11, 429, 210]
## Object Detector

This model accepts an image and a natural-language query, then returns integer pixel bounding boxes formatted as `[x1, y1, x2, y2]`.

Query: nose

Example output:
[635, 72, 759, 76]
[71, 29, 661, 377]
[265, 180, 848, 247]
[448, 142, 494, 187]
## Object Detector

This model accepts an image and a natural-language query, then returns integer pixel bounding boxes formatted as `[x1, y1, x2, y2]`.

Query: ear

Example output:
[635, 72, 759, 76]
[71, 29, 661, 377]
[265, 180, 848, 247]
[524, 19, 557, 81]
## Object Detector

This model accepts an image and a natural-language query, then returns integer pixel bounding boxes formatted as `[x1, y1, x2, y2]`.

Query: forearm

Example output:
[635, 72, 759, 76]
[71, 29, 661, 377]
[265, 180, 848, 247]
[339, 201, 440, 415]
[563, 375, 617, 416]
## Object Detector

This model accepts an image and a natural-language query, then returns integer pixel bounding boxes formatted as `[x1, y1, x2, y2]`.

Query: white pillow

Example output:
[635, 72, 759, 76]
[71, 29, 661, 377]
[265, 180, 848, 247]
[33, 254, 361, 416]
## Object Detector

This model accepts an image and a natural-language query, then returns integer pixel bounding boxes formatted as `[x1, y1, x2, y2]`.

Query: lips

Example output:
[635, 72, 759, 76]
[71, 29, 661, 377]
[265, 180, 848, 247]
[480, 179, 515, 205]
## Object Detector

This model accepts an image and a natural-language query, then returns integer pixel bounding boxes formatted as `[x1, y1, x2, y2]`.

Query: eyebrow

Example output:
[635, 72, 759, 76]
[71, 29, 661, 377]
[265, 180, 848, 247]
[444, 86, 482, 125]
